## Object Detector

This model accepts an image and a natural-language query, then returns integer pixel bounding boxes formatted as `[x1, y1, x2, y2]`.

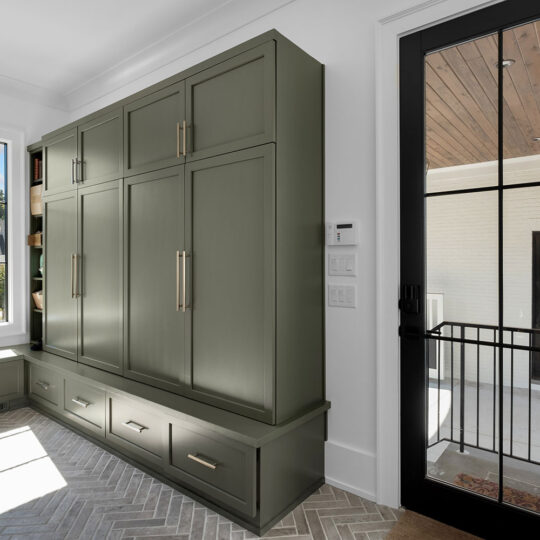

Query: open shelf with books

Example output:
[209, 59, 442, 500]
[27, 142, 43, 346]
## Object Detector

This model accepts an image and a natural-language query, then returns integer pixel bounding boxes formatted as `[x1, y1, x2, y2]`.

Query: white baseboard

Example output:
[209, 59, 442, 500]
[325, 440, 377, 502]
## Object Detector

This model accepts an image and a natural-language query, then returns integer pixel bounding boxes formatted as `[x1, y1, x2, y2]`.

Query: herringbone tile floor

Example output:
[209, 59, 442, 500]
[0, 408, 401, 539]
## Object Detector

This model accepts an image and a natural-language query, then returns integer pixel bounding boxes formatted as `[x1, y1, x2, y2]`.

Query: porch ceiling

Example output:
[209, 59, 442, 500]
[426, 21, 540, 170]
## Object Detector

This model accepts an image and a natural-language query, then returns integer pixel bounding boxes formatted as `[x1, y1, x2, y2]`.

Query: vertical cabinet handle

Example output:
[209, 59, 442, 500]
[176, 250, 191, 312]
[182, 120, 187, 157]
[71, 253, 75, 298]
[182, 249, 187, 313]
[176, 250, 181, 311]
[74, 254, 80, 298]
[75, 158, 82, 184]
[71, 158, 75, 184]
[176, 121, 187, 158]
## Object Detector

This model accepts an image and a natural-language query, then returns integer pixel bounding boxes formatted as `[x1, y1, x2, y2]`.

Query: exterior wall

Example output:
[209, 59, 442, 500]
[427, 155, 540, 388]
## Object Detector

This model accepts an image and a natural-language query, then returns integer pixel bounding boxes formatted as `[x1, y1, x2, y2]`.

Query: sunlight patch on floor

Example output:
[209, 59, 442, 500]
[0, 426, 67, 514]
[428, 386, 451, 439]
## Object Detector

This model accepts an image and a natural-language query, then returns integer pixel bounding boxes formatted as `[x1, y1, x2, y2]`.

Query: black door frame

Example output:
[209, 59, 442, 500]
[400, 1, 540, 537]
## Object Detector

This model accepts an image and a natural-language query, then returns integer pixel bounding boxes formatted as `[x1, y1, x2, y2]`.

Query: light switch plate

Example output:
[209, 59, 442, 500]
[328, 284, 356, 308]
[328, 253, 356, 276]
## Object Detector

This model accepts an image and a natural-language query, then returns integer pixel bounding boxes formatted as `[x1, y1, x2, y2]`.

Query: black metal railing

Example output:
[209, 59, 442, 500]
[425, 321, 540, 466]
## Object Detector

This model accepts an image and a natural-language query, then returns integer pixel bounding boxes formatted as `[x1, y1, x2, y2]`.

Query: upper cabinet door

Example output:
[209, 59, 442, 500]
[43, 127, 78, 195]
[78, 109, 123, 186]
[124, 82, 186, 177]
[43, 191, 78, 361]
[78, 181, 123, 375]
[185, 42, 276, 162]
[184, 145, 275, 423]
[124, 166, 187, 393]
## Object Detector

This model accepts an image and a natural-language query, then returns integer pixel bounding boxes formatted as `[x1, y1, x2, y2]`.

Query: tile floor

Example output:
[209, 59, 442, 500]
[0, 408, 402, 539]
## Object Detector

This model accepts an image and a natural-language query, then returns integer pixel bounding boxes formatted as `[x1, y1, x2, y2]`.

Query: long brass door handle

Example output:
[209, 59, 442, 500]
[182, 250, 186, 313]
[71, 158, 76, 184]
[182, 120, 187, 156]
[176, 250, 181, 311]
[71, 253, 75, 298]
[74, 254, 80, 298]
[176, 122, 181, 159]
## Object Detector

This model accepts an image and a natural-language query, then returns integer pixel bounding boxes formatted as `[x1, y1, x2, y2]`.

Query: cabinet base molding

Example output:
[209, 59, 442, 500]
[8, 346, 329, 535]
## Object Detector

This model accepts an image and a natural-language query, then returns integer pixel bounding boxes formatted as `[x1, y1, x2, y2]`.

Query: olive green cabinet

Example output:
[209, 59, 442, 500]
[185, 41, 275, 161]
[43, 127, 77, 195]
[43, 181, 123, 372]
[78, 181, 123, 374]
[43, 192, 78, 361]
[43, 109, 122, 195]
[124, 83, 186, 177]
[184, 146, 275, 422]
[0, 359, 25, 403]
[124, 167, 186, 392]
[39, 30, 323, 426]
[78, 109, 123, 185]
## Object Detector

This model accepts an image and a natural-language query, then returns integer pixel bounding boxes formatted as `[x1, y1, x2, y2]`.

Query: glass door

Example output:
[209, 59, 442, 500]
[400, 1, 540, 535]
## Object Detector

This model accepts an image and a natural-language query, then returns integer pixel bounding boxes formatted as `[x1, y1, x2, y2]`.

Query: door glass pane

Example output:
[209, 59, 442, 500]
[501, 19, 540, 513]
[425, 34, 499, 194]
[426, 192, 499, 500]
[425, 32, 501, 498]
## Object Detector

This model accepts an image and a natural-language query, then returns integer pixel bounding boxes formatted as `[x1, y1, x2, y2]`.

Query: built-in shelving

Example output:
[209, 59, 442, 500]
[27, 142, 43, 346]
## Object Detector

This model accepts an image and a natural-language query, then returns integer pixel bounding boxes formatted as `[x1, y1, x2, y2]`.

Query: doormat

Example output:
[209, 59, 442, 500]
[455, 473, 540, 512]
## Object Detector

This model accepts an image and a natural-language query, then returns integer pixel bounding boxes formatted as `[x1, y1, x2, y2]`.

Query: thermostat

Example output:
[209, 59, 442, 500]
[326, 221, 358, 245]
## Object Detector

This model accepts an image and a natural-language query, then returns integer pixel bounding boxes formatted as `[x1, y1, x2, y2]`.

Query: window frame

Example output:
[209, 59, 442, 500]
[0, 128, 28, 345]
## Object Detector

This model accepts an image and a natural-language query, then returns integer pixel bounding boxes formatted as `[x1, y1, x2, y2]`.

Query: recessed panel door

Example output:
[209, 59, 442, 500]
[185, 42, 275, 162]
[124, 167, 186, 392]
[124, 83, 186, 177]
[43, 128, 77, 195]
[185, 145, 275, 422]
[78, 109, 123, 186]
[43, 192, 78, 361]
[78, 181, 122, 374]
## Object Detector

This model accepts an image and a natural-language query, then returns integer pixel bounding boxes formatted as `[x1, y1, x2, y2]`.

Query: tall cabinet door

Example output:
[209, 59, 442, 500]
[124, 82, 186, 177]
[78, 181, 123, 374]
[43, 128, 78, 196]
[43, 192, 78, 361]
[124, 166, 187, 392]
[78, 109, 123, 186]
[185, 42, 275, 162]
[184, 145, 275, 422]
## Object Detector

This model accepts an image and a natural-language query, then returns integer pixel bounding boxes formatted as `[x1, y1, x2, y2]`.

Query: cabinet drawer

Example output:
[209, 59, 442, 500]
[64, 378, 106, 434]
[108, 395, 164, 462]
[168, 420, 256, 517]
[29, 364, 62, 408]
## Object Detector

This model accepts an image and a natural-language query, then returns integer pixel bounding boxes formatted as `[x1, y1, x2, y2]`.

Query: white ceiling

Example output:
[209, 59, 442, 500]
[0, 0, 294, 111]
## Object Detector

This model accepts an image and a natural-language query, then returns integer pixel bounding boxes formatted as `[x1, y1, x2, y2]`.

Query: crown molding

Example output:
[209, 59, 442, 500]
[0, 75, 68, 112]
[66, 0, 297, 116]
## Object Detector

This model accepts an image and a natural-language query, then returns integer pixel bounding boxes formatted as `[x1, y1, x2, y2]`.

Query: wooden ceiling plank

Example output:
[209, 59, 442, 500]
[502, 27, 540, 152]
[426, 69, 497, 156]
[512, 22, 540, 134]
[475, 33, 532, 156]
[426, 94, 497, 161]
[427, 51, 499, 149]
[426, 138, 456, 169]
[426, 111, 481, 165]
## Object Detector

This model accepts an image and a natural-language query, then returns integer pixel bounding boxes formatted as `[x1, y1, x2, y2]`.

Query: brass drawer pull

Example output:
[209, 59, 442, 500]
[122, 420, 147, 433]
[35, 380, 50, 391]
[71, 397, 90, 408]
[187, 453, 218, 470]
